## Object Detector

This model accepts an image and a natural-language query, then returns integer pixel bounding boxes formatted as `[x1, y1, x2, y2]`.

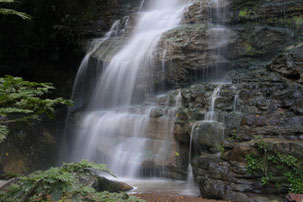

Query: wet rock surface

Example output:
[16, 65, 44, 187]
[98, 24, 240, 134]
[193, 121, 225, 153]
[171, 65, 303, 200]
[91, 176, 133, 193]
[0, 180, 7, 189]
[157, 1, 303, 199]
[152, 0, 302, 88]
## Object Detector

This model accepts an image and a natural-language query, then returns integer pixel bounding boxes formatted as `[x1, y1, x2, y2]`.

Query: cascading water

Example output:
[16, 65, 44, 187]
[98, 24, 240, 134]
[185, 86, 221, 193]
[184, 122, 201, 195]
[196, 0, 231, 83]
[138, 0, 146, 12]
[70, 0, 192, 179]
[70, 20, 122, 110]
[233, 90, 239, 112]
[204, 86, 221, 121]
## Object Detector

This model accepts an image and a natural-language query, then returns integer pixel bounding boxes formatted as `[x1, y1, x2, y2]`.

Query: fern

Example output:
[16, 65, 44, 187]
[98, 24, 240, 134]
[62, 160, 115, 177]
[0, 125, 8, 142]
[0, 161, 145, 201]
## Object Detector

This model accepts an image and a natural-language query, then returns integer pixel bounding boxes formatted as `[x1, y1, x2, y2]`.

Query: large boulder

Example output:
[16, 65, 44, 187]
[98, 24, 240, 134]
[193, 121, 225, 153]
[0, 180, 8, 189]
[91, 176, 133, 193]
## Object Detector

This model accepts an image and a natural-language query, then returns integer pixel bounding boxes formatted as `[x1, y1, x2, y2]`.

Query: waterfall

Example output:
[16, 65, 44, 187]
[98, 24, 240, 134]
[184, 122, 200, 196]
[233, 91, 239, 112]
[70, 0, 192, 178]
[138, 0, 145, 12]
[70, 20, 122, 111]
[204, 86, 221, 121]
[185, 86, 221, 194]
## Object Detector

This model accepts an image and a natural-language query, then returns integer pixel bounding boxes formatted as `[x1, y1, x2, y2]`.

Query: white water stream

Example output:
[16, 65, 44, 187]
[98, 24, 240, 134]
[185, 86, 221, 194]
[71, 0, 192, 180]
[67, 0, 231, 197]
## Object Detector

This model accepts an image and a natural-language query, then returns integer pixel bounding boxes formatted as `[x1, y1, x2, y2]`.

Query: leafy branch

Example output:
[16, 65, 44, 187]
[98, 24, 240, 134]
[0, 75, 72, 143]
[0, 0, 32, 20]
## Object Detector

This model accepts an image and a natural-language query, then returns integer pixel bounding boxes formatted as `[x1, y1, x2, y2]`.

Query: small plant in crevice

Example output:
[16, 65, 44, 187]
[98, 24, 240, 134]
[238, 8, 253, 20]
[230, 132, 240, 141]
[220, 144, 225, 157]
[245, 140, 303, 194]
[0, 160, 144, 202]
[244, 42, 255, 56]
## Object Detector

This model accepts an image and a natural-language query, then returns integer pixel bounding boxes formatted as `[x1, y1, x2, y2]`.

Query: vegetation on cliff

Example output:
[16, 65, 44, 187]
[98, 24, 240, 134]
[246, 140, 303, 194]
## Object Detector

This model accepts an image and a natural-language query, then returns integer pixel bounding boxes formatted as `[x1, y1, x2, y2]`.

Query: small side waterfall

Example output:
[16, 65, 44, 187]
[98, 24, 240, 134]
[139, 0, 146, 12]
[185, 85, 222, 193]
[184, 122, 201, 195]
[204, 86, 221, 121]
[233, 91, 239, 112]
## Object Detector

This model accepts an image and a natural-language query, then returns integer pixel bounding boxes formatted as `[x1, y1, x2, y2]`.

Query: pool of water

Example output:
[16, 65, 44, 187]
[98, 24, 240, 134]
[118, 178, 200, 196]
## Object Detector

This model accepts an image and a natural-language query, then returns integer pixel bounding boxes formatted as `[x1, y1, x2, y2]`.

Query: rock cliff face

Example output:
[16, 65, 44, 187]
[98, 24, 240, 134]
[149, 0, 303, 201]
[153, 0, 302, 87]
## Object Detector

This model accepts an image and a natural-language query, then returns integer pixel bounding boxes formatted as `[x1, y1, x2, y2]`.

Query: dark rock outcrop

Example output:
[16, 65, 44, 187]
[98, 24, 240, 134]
[91, 176, 133, 193]
[193, 121, 225, 153]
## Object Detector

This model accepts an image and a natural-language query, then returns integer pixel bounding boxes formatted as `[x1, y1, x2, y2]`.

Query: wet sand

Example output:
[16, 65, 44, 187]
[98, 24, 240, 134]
[134, 193, 226, 202]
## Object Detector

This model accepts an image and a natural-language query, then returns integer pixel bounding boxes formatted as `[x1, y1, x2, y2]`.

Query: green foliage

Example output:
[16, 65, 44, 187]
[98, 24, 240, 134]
[0, 75, 72, 143]
[244, 42, 255, 56]
[293, 17, 303, 26]
[0, 125, 8, 142]
[0, 0, 32, 20]
[220, 144, 225, 157]
[245, 140, 303, 193]
[261, 173, 272, 186]
[255, 140, 269, 153]
[239, 8, 252, 19]
[0, 160, 144, 202]
[231, 132, 240, 141]
[62, 160, 115, 178]
[245, 153, 264, 174]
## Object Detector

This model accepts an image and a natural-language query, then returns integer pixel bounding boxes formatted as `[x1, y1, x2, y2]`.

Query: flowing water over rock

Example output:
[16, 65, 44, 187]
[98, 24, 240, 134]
[185, 84, 224, 193]
[70, 0, 192, 179]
